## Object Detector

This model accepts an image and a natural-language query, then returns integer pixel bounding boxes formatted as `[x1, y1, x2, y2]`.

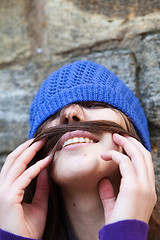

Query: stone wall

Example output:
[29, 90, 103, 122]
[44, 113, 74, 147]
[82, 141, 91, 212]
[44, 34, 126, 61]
[0, 0, 160, 194]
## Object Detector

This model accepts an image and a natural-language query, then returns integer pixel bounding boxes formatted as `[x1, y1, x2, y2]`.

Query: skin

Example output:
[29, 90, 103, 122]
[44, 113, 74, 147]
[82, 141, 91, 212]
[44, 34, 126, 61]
[50, 104, 125, 190]
[0, 103, 157, 239]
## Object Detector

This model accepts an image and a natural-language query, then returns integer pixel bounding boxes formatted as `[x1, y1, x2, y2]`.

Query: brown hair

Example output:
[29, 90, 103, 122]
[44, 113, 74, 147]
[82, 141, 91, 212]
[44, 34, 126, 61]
[24, 103, 160, 240]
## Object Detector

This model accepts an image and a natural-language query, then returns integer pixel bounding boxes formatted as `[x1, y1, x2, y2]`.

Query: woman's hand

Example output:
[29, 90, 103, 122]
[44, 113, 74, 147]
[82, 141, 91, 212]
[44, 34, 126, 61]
[0, 139, 50, 239]
[99, 133, 157, 225]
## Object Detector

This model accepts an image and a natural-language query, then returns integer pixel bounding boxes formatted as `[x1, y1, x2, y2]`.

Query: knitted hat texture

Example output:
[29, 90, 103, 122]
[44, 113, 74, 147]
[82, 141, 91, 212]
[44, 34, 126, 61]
[29, 60, 151, 151]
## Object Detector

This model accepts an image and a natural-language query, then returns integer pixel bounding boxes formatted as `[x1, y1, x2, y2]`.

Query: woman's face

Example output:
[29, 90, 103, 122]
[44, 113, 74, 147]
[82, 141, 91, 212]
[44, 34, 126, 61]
[48, 102, 127, 189]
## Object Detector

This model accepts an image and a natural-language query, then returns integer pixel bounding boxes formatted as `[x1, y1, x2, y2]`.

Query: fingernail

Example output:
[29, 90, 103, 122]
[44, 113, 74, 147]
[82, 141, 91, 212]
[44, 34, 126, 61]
[43, 155, 50, 161]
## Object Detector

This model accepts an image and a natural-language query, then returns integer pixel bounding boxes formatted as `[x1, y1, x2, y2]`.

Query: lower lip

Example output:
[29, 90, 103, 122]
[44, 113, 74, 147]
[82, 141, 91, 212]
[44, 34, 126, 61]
[60, 142, 95, 151]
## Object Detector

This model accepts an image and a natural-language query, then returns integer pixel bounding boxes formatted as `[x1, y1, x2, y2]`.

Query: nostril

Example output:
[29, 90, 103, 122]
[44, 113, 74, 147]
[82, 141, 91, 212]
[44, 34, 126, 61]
[64, 118, 69, 124]
[72, 116, 80, 122]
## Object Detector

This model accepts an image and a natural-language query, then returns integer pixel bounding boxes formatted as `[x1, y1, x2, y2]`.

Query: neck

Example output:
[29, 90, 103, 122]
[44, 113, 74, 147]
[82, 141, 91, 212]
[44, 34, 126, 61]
[61, 184, 105, 240]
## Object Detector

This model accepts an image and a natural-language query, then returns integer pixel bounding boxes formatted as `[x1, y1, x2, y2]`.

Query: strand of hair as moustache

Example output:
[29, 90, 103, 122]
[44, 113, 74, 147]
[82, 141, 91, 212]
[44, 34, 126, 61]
[33, 120, 139, 154]
[30, 120, 141, 164]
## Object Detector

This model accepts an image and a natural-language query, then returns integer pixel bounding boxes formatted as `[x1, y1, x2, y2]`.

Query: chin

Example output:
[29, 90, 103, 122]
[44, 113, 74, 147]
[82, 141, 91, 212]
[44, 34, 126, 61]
[51, 160, 118, 191]
[51, 148, 119, 189]
[52, 165, 97, 186]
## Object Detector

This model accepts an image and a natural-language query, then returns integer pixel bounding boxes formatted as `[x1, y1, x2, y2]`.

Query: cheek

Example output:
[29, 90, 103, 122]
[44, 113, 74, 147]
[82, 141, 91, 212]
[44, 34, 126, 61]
[98, 160, 119, 178]
[101, 133, 119, 152]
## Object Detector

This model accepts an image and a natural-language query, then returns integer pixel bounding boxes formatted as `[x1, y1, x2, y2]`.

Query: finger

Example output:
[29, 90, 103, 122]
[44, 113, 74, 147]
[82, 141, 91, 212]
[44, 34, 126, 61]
[101, 150, 136, 180]
[0, 139, 34, 180]
[32, 168, 49, 213]
[99, 178, 116, 224]
[112, 133, 148, 179]
[13, 156, 50, 193]
[125, 135, 155, 183]
[100, 151, 157, 224]
[4, 140, 46, 185]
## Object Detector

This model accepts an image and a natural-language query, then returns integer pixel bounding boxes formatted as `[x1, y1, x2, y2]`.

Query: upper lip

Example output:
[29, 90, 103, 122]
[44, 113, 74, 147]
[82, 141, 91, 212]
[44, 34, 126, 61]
[57, 130, 100, 150]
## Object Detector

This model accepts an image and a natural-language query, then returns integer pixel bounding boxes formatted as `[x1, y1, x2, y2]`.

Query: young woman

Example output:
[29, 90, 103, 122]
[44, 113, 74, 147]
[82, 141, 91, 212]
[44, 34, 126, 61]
[0, 60, 159, 240]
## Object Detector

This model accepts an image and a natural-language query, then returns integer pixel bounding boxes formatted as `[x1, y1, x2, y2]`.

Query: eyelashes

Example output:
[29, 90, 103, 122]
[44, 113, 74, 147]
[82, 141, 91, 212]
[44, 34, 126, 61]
[77, 102, 111, 109]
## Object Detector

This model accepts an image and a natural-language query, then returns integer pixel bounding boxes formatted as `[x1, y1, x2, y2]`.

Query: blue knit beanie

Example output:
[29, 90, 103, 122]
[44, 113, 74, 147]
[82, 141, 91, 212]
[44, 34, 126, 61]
[29, 60, 151, 151]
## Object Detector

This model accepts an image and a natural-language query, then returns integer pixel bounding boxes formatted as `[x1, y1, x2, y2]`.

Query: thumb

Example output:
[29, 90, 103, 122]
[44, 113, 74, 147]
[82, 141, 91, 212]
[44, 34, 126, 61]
[32, 168, 49, 213]
[99, 178, 116, 224]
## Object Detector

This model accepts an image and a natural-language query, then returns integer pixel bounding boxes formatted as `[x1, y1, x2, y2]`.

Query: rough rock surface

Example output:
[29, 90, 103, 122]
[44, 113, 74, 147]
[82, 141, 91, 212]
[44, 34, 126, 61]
[0, 0, 31, 64]
[136, 34, 160, 126]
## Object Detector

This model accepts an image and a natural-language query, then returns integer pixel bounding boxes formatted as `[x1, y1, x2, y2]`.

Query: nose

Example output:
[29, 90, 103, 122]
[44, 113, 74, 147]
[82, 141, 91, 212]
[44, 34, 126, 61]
[59, 104, 85, 124]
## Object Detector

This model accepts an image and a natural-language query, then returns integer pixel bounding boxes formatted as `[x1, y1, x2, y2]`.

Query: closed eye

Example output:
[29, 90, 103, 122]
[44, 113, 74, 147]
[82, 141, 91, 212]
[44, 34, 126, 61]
[78, 102, 110, 109]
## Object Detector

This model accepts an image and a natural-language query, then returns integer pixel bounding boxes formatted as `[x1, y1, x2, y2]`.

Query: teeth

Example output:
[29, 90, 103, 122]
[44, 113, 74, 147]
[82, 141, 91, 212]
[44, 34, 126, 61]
[72, 137, 79, 143]
[62, 137, 94, 148]
[79, 137, 84, 142]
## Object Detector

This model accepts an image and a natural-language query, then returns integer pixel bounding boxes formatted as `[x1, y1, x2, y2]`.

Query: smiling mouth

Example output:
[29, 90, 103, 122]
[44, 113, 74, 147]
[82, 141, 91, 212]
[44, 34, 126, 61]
[32, 120, 139, 159]
[62, 137, 96, 148]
